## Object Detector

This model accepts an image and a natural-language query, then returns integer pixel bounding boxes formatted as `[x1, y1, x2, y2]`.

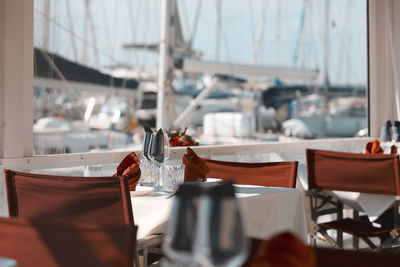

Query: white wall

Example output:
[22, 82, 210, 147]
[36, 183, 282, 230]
[369, 0, 400, 136]
[0, 0, 33, 159]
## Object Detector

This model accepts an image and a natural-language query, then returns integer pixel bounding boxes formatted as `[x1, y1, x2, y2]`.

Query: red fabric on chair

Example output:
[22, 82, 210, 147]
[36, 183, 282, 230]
[0, 217, 137, 267]
[306, 149, 400, 195]
[114, 152, 141, 191]
[203, 158, 298, 188]
[247, 233, 316, 267]
[182, 147, 210, 182]
[4, 169, 134, 225]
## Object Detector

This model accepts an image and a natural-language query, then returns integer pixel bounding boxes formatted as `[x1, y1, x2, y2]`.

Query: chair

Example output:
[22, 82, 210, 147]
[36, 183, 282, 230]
[203, 158, 298, 188]
[4, 169, 134, 224]
[4, 169, 159, 266]
[0, 216, 137, 267]
[306, 149, 400, 250]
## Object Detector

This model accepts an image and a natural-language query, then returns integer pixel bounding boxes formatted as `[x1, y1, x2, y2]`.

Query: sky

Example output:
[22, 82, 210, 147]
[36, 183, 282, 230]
[33, 0, 367, 86]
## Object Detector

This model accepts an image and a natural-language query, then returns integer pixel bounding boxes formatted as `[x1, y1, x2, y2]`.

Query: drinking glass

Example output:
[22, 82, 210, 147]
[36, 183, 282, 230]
[162, 164, 185, 193]
[194, 182, 248, 267]
[149, 129, 170, 191]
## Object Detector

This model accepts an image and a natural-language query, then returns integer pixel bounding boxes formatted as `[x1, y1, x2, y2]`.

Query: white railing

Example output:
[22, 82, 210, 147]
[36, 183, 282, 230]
[0, 137, 371, 216]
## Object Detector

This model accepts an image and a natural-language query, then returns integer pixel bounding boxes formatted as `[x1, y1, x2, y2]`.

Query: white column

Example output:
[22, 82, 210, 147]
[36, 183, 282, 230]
[157, 0, 176, 129]
[368, 0, 400, 137]
[0, 0, 34, 158]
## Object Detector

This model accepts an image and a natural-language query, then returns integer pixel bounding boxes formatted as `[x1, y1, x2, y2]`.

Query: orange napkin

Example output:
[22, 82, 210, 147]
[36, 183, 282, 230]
[114, 152, 141, 191]
[182, 147, 210, 182]
[250, 232, 316, 267]
[365, 139, 384, 154]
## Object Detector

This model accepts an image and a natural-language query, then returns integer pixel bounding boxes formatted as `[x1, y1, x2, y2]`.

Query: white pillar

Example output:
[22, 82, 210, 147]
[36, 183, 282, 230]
[157, 0, 176, 129]
[0, 0, 34, 158]
[368, 0, 400, 137]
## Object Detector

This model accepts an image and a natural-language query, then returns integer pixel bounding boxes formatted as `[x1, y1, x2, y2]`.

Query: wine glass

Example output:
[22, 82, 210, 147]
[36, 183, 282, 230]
[149, 129, 170, 191]
[139, 126, 153, 186]
[194, 182, 249, 267]
[142, 126, 153, 161]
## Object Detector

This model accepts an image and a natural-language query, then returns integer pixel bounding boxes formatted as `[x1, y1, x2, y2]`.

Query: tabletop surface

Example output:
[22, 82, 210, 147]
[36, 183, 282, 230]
[131, 185, 308, 242]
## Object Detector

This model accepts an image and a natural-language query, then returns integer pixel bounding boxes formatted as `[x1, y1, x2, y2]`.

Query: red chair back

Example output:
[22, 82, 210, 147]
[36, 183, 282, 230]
[4, 169, 134, 224]
[203, 159, 298, 188]
[306, 149, 400, 195]
[0, 217, 136, 267]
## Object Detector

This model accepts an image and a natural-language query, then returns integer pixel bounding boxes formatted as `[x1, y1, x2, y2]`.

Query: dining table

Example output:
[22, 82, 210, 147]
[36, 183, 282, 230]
[131, 184, 308, 242]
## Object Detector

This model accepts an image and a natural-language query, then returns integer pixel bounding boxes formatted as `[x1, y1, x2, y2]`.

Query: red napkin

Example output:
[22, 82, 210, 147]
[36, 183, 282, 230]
[114, 152, 141, 191]
[182, 147, 210, 182]
[365, 139, 384, 154]
[365, 139, 397, 155]
[249, 232, 316, 267]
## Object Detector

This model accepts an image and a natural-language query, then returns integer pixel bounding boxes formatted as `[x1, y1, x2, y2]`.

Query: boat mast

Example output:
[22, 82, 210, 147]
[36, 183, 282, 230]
[323, 0, 330, 86]
[275, 0, 282, 64]
[157, 0, 176, 129]
[42, 0, 50, 50]
[215, 0, 222, 61]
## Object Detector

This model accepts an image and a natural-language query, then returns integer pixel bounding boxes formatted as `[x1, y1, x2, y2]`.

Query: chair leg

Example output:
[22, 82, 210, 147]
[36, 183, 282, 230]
[319, 228, 341, 249]
[353, 210, 359, 250]
[361, 237, 377, 249]
[142, 248, 148, 267]
[134, 254, 140, 267]
[337, 202, 343, 248]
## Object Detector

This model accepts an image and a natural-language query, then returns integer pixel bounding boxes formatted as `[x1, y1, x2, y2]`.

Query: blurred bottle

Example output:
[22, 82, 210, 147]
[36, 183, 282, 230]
[162, 183, 203, 267]
[380, 120, 392, 142]
[194, 182, 248, 267]
[393, 121, 400, 142]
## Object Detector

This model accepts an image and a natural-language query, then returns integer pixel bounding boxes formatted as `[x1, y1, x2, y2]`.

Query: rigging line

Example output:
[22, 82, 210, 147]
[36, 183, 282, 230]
[345, 1, 353, 85]
[102, 0, 112, 59]
[307, 0, 317, 70]
[275, 0, 283, 64]
[135, 0, 144, 67]
[335, 0, 352, 84]
[385, 0, 400, 120]
[180, 0, 191, 42]
[292, 0, 306, 67]
[85, 0, 100, 68]
[37, 48, 80, 100]
[112, 0, 120, 61]
[253, 0, 269, 65]
[34, 7, 127, 68]
[189, 0, 202, 48]
[248, 0, 255, 49]
[221, 23, 232, 63]
[65, 0, 78, 61]
[127, 0, 139, 64]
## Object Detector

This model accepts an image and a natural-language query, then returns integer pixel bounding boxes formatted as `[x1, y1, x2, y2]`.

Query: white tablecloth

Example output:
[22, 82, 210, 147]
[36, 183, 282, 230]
[131, 185, 308, 242]
[298, 163, 398, 219]
[327, 191, 398, 219]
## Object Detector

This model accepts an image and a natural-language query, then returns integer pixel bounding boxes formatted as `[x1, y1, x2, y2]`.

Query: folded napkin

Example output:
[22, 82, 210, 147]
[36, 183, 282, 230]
[249, 232, 316, 267]
[365, 139, 398, 154]
[114, 152, 141, 191]
[182, 147, 210, 182]
[365, 139, 384, 154]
